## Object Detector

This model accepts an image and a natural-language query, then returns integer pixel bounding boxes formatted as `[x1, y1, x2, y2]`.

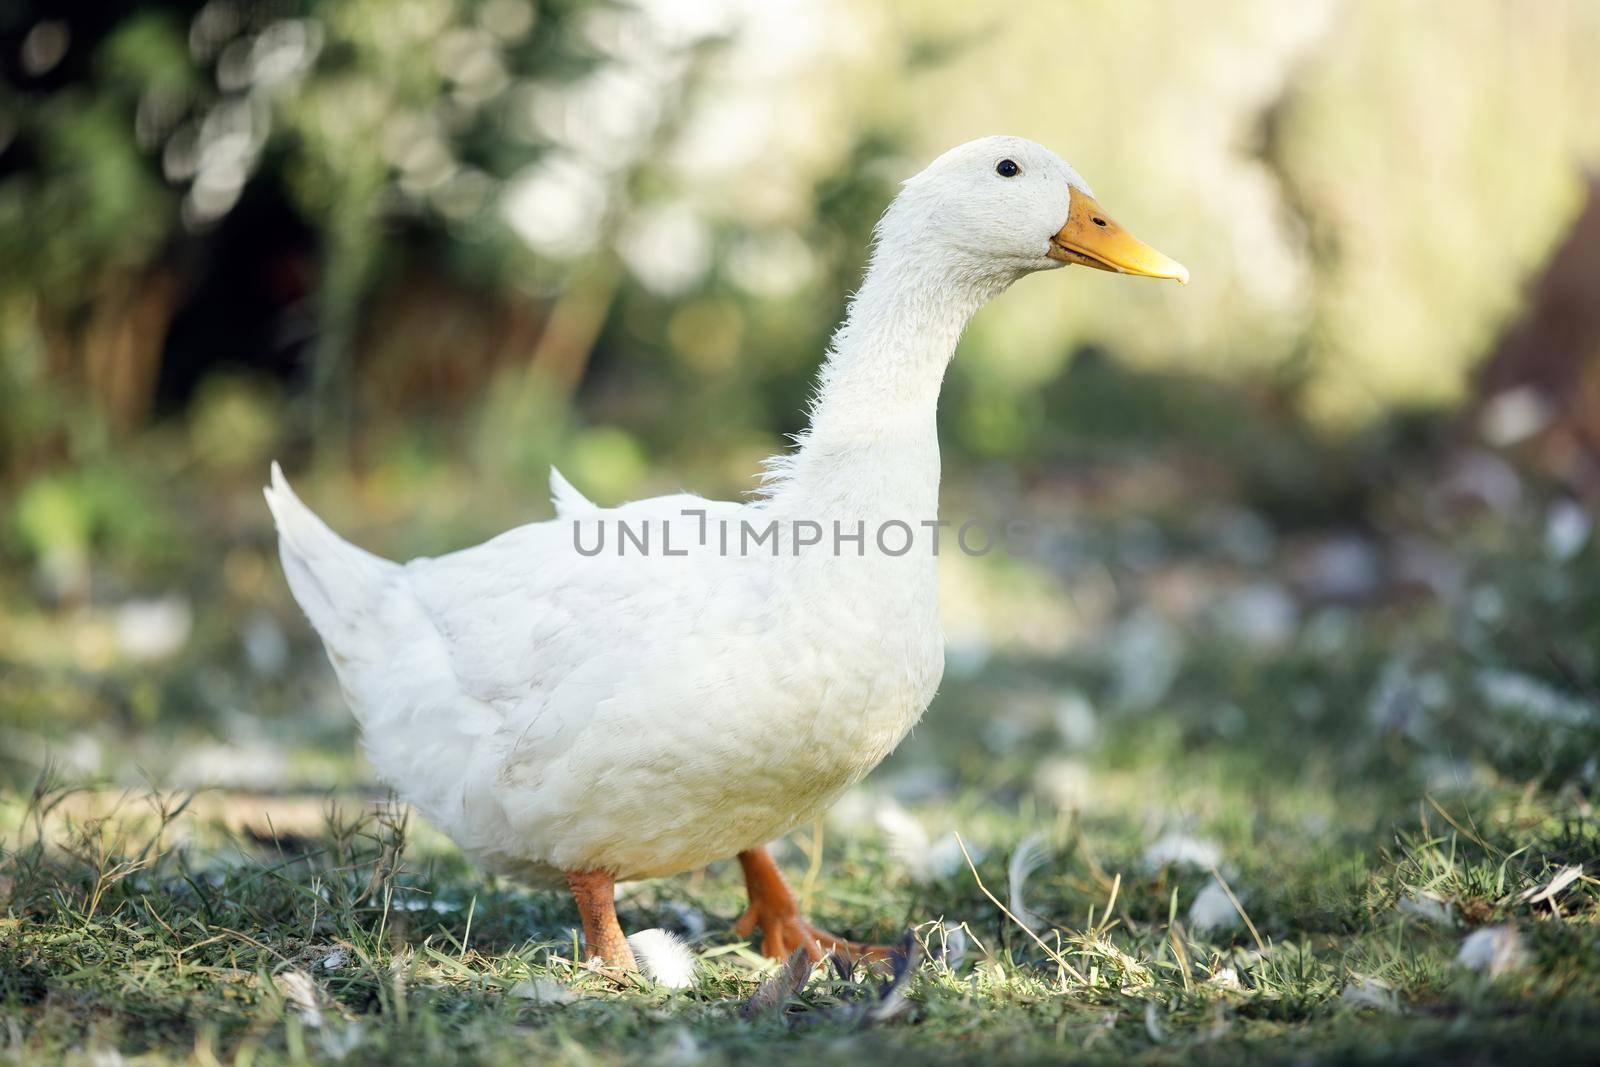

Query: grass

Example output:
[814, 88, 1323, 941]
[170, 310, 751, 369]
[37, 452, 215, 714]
[4, 467, 1600, 1065]
[5, 760, 1598, 1066]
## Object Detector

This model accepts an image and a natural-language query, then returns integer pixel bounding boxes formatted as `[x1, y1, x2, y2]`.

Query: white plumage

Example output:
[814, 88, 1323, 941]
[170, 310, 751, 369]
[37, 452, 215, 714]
[266, 135, 1185, 965]
[267, 455, 941, 886]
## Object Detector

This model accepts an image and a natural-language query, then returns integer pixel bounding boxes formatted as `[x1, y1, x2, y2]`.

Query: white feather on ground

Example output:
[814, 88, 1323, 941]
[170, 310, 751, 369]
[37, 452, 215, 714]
[1143, 1001, 1167, 1043]
[1143, 833, 1222, 872]
[1032, 757, 1091, 810]
[1396, 891, 1456, 926]
[1188, 877, 1241, 934]
[1518, 864, 1583, 906]
[1007, 834, 1049, 931]
[273, 970, 323, 1028]
[1206, 966, 1242, 990]
[876, 802, 929, 865]
[875, 800, 966, 883]
[626, 929, 697, 990]
[1457, 925, 1528, 978]
[1340, 975, 1398, 1012]
[1051, 691, 1099, 749]
[508, 977, 578, 1004]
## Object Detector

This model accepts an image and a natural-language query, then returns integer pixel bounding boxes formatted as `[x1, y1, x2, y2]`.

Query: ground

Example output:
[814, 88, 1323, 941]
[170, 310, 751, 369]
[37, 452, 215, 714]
[4, 444, 1600, 1066]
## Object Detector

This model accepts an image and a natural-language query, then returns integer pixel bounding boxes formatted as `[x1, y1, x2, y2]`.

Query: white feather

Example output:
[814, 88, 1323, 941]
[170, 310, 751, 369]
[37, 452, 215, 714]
[273, 969, 323, 1028]
[1396, 891, 1456, 926]
[1188, 877, 1240, 934]
[1457, 925, 1528, 978]
[1143, 833, 1223, 872]
[1007, 834, 1050, 932]
[509, 977, 578, 1004]
[875, 800, 966, 883]
[626, 929, 697, 990]
[1207, 966, 1242, 990]
[875, 799, 931, 860]
[1340, 975, 1398, 1012]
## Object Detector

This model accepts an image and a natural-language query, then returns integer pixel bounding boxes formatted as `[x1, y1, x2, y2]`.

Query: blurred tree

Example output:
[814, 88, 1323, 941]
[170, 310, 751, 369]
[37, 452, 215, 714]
[3, 0, 1599, 567]
[0, 0, 908, 478]
[1474, 176, 1600, 495]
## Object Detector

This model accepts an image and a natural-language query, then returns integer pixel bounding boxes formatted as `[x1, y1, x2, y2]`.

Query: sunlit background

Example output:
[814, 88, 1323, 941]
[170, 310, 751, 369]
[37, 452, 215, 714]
[9, 4, 1600, 1060]
[4, 0, 1600, 811]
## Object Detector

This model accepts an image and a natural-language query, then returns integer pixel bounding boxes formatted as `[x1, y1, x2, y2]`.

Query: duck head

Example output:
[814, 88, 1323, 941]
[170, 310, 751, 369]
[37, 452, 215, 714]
[885, 135, 1188, 287]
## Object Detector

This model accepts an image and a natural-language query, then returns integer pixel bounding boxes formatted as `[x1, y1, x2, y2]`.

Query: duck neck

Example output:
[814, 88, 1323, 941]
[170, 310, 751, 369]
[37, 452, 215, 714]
[768, 254, 1005, 522]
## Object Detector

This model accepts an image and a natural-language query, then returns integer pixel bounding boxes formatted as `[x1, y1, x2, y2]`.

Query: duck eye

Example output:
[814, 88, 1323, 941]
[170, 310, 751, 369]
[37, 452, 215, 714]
[996, 159, 1019, 178]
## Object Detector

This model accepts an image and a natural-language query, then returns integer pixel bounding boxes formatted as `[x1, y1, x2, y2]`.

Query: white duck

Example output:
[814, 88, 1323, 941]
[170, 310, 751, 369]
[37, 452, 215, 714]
[266, 135, 1186, 970]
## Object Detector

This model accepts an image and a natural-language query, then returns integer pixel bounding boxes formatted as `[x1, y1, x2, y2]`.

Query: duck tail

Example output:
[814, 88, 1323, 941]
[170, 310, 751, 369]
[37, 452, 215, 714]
[263, 461, 397, 661]
[548, 465, 597, 517]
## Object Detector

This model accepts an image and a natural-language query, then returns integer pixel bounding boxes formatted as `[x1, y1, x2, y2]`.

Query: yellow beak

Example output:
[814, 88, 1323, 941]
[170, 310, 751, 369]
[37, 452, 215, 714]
[1047, 189, 1189, 284]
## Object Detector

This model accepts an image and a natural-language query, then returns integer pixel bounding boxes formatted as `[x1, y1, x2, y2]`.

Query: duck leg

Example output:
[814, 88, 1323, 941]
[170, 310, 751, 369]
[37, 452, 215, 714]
[733, 846, 889, 963]
[565, 869, 638, 970]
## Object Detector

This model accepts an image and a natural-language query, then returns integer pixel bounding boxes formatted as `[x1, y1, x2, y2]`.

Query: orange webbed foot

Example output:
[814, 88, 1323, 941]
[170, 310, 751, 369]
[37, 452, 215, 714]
[733, 846, 894, 965]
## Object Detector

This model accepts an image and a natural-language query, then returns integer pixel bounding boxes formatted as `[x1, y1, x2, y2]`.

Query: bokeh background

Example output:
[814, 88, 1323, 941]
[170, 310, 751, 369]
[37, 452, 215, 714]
[4, 0, 1600, 843]
[9, 3, 1600, 1061]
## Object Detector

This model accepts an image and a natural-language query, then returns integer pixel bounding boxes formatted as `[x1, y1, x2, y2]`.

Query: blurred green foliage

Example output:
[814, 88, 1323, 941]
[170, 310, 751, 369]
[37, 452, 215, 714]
[0, 0, 1597, 602]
